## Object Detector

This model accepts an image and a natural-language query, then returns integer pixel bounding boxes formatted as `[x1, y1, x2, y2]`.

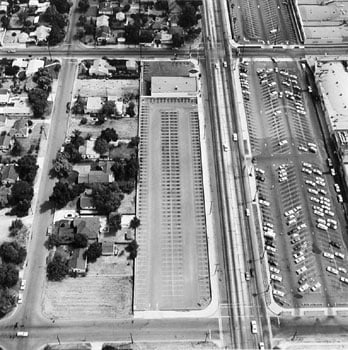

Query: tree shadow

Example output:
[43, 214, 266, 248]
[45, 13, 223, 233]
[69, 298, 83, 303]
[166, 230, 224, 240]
[40, 200, 54, 214]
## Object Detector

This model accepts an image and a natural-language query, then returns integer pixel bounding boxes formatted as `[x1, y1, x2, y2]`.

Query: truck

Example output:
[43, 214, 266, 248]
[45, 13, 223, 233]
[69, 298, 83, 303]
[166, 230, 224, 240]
[16, 331, 28, 337]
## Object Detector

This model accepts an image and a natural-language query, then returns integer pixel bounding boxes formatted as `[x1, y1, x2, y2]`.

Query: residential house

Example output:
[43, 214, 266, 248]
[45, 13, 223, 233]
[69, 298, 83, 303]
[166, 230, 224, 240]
[18, 32, 35, 44]
[35, 2, 50, 14]
[78, 170, 114, 184]
[0, 185, 10, 208]
[86, 97, 103, 113]
[96, 15, 109, 28]
[10, 118, 29, 138]
[12, 58, 29, 69]
[126, 60, 137, 71]
[68, 248, 87, 275]
[0, 133, 12, 152]
[0, 89, 9, 105]
[160, 32, 172, 45]
[99, 1, 114, 15]
[73, 217, 100, 242]
[101, 241, 118, 256]
[28, 0, 39, 7]
[29, 25, 51, 43]
[0, 164, 19, 184]
[89, 59, 110, 77]
[107, 96, 123, 115]
[79, 192, 98, 215]
[0, 1, 8, 13]
[55, 220, 75, 245]
[26, 59, 45, 76]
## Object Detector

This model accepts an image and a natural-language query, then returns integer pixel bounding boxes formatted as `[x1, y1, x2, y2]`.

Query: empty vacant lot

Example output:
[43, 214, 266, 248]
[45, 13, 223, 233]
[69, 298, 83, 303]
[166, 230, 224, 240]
[42, 255, 133, 321]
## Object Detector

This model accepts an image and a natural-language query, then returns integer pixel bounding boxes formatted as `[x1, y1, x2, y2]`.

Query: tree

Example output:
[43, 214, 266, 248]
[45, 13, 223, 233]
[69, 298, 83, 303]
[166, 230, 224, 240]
[91, 183, 124, 215]
[77, 0, 89, 12]
[129, 216, 140, 229]
[139, 30, 154, 43]
[77, 14, 87, 26]
[74, 28, 85, 40]
[0, 263, 19, 288]
[46, 234, 60, 249]
[63, 143, 82, 163]
[28, 88, 48, 118]
[126, 102, 135, 117]
[73, 233, 88, 248]
[109, 212, 121, 232]
[17, 9, 29, 25]
[4, 65, 19, 76]
[101, 100, 115, 117]
[84, 242, 102, 263]
[128, 136, 140, 148]
[178, 4, 197, 29]
[70, 129, 85, 148]
[125, 24, 140, 44]
[49, 182, 71, 208]
[122, 4, 131, 12]
[0, 241, 26, 265]
[16, 154, 38, 184]
[47, 255, 68, 281]
[111, 158, 125, 181]
[9, 219, 24, 237]
[9, 199, 32, 217]
[52, 152, 72, 178]
[11, 139, 23, 156]
[100, 128, 118, 143]
[9, 181, 33, 204]
[0, 287, 15, 317]
[124, 155, 138, 180]
[94, 137, 109, 155]
[42, 5, 67, 29]
[48, 23, 66, 46]
[155, 0, 169, 11]
[125, 239, 139, 259]
[172, 32, 184, 48]
[50, 0, 71, 14]
[1, 16, 10, 29]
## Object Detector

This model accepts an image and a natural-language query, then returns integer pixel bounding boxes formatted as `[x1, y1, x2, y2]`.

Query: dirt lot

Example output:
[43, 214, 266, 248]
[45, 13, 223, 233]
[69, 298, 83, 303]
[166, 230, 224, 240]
[67, 117, 138, 140]
[118, 191, 136, 214]
[42, 253, 133, 321]
[75, 79, 138, 98]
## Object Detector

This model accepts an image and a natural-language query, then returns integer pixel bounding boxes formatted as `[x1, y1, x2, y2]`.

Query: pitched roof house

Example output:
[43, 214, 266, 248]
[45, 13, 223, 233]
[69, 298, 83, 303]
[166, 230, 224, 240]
[68, 248, 87, 275]
[73, 217, 100, 241]
[0, 133, 12, 151]
[10, 118, 29, 138]
[0, 164, 19, 184]
[0, 89, 9, 105]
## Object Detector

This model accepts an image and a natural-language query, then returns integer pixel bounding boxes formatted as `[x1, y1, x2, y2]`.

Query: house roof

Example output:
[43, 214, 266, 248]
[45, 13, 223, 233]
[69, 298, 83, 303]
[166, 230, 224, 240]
[102, 241, 115, 255]
[72, 164, 91, 175]
[78, 171, 112, 184]
[89, 59, 110, 76]
[12, 58, 28, 68]
[0, 185, 10, 206]
[86, 96, 103, 111]
[29, 25, 51, 41]
[68, 248, 87, 271]
[26, 59, 44, 76]
[96, 15, 109, 27]
[17, 32, 30, 43]
[79, 194, 96, 210]
[0, 88, 9, 95]
[0, 134, 11, 148]
[1, 164, 18, 182]
[73, 217, 100, 240]
[11, 118, 28, 137]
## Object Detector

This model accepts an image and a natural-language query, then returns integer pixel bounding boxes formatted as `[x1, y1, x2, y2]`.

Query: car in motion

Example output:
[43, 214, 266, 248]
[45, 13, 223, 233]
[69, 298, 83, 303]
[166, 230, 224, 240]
[250, 320, 258, 334]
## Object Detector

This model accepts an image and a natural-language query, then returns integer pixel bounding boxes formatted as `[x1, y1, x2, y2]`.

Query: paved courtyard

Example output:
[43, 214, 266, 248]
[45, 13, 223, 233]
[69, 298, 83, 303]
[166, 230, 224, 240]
[134, 97, 211, 311]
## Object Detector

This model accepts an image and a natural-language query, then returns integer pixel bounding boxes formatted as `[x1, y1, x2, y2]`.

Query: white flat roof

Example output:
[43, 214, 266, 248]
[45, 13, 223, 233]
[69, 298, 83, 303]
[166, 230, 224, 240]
[317, 61, 348, 130]
[151, 76, 197, 96]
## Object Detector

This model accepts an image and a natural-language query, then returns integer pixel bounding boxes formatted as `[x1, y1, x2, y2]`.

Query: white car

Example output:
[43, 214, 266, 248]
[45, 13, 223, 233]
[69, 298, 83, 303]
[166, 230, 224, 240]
[338, 194, 343, 203]
[223, 144, 229, 152]
[251, 320, 258, 334]
[273, 289, 285, 297]
[293, 251, 304, 259]
[296, 266, 307, 275]
[298, 283, 309, 292]
[327, 266, 339, 275]
[279, 139, 288, 146]
[270, 274, 282, 282]
[334, 184, 341, 193]
[270, 266, 280, 274]
[311, 282, 321, 291]
[335, 252, 345, 260]
[338, 267, 347, 274]
[323, 252, 334, 260]
[331, 168, 336, 176]
[18, 293, 23, 304]
[340, 276, 348, 284]
[294, 256, 305, 264]
[20, 280, 26, 291]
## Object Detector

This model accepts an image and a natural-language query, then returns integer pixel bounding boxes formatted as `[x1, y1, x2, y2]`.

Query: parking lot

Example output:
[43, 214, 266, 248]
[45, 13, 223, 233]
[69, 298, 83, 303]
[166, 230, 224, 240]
[229, 0, 298, 44]
[134, 97, 210, 311]
[239, 58, 348, 308]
